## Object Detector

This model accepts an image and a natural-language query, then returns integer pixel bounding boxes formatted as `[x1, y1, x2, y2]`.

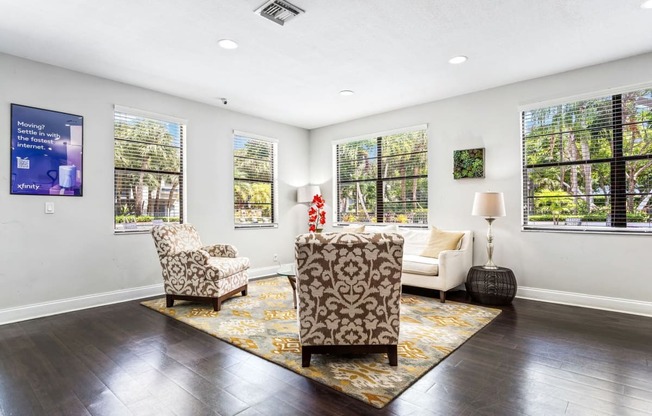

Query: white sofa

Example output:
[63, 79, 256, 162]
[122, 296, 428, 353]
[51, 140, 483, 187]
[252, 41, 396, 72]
[364, 225, 473, 303]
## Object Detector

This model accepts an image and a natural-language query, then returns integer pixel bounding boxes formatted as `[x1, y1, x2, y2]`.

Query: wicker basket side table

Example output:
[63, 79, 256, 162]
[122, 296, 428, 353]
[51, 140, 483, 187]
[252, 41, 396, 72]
[466, 266, 517, 305]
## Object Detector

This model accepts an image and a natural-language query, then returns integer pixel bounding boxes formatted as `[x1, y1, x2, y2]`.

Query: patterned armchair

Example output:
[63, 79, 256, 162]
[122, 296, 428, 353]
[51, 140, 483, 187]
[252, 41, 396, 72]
[295, 232, 404, 367]
[151, 224, 249, 311]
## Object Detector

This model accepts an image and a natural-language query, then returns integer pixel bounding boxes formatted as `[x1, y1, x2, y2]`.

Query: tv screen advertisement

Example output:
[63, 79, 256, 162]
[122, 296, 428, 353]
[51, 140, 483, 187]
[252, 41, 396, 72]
[11, 104, 83, 196]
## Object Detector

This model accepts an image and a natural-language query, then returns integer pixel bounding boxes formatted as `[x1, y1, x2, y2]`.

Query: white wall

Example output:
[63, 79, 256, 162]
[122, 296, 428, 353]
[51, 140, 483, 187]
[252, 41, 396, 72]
[2, 51, 651, 322]
[310, 53, 652, 316]
[0, 53, 309, 323]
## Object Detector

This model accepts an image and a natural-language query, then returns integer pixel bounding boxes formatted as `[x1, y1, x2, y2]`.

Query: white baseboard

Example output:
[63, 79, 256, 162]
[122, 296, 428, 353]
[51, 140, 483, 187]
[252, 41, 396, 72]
[249, 266, 279, 279]
[0, 266, 279, 326]
[517, 286, 652, 317]
[0, 284, 164, 326]
[3, 275, 649, 326]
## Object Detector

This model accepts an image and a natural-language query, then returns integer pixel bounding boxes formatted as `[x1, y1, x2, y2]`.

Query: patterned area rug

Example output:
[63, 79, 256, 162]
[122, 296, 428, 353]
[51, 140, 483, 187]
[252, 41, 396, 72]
[141, 276, 500, 408]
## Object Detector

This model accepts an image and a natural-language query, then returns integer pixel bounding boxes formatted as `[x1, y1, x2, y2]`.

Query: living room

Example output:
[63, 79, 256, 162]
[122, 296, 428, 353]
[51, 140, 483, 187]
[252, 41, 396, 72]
[1, 1, 652, 415]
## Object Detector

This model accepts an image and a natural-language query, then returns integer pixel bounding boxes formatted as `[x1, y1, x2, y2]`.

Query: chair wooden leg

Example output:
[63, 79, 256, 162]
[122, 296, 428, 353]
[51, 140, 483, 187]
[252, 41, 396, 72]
[302, 351, 311, 367]
[167, 284, 247, 312]
[166, 295, 174, 308]
[439, 290, 446, 303]
[387, 345, 398, 366]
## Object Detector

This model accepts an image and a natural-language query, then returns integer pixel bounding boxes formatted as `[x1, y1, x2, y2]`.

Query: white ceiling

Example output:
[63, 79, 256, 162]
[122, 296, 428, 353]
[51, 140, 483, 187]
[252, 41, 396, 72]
[1, 0, 651, 129]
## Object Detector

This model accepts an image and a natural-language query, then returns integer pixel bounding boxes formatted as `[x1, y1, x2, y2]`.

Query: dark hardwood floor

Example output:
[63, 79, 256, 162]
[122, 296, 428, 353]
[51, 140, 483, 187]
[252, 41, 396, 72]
[1, 287, 651, 416]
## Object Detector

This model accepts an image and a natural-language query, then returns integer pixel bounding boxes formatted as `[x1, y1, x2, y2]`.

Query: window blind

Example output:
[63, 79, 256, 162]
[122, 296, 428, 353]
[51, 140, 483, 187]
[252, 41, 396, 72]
[521, 88, 652, 233]
[113, 111, 184, 232]
[234, 133, 277, 227]
[336, 128, 428, 224]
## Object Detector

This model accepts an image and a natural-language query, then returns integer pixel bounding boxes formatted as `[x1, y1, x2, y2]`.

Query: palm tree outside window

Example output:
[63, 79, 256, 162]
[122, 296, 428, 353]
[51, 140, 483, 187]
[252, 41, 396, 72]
[113, 107, 184, 233]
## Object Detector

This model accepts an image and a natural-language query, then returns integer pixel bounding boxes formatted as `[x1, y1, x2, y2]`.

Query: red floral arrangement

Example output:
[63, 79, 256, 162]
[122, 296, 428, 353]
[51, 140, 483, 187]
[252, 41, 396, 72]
[308, 194, 326, 232]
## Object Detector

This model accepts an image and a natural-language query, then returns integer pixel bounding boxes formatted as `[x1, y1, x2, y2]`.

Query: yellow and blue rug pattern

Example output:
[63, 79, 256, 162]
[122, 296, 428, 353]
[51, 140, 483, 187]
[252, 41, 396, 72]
[141, 276, 500, 408]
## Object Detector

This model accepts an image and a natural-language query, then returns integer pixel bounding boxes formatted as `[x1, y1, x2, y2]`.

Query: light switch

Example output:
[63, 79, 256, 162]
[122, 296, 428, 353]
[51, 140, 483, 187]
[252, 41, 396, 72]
[45, 202, 55, 214]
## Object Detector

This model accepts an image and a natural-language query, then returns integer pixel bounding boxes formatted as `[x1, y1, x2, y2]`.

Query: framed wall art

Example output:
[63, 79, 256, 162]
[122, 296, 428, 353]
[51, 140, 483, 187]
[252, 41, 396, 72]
[453, 147, 484, 179]
[11, 104, 83, 196]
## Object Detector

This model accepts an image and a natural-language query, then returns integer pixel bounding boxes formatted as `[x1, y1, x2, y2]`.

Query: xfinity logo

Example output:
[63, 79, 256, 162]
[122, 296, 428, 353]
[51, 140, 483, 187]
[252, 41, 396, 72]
[17, 183, 40, 191]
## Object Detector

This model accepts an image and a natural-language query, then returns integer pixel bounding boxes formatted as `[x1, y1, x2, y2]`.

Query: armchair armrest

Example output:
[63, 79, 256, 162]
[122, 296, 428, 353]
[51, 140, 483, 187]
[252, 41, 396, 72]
[164, 249, 235, 281]
[438, 248, 473, 290]
[164, 249, 248, 281]
[203, 244, 238, 258]
[168, 249, 211, 266]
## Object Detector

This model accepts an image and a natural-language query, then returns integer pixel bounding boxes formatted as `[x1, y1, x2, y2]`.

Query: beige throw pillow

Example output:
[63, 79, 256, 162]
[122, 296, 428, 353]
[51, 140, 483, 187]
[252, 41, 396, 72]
[420, 228, 464, 258]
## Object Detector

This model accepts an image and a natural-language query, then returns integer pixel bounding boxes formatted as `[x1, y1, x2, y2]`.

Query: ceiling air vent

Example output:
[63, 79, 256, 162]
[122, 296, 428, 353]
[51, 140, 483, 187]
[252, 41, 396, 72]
[254, 0, 304, 26]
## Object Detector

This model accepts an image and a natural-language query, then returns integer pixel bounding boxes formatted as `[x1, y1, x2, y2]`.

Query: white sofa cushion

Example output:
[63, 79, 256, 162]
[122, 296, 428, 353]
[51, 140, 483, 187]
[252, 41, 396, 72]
[364, 224, 399, 232]
[399, 229, 432, 256]
[402, 254, 439, 275]
[335, 224, 398, 233]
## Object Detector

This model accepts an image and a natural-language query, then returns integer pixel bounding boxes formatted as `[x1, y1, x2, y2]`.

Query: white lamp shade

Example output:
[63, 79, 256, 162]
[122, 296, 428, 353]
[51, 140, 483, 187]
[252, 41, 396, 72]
[472, 192, 506, 217]
[297, 185, 321, 203]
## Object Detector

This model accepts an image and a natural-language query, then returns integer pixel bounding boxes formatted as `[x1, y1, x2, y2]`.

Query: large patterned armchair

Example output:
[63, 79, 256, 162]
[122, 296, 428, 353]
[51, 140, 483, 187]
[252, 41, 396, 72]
[151, 224, 249, 311]
[295, 232, 404, 367]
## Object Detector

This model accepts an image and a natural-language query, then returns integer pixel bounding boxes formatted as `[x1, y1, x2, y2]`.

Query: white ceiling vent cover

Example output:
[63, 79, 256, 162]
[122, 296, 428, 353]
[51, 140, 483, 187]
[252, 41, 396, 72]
[254, 0, 304, 26]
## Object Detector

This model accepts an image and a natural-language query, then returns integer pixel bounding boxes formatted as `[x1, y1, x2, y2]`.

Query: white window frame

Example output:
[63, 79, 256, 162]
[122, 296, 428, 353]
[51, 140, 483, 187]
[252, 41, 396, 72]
[233, 130, 278, 229]
[333, 124, 429, 226]
[520, 85, 652, 235]
[113, 105, 186, 234]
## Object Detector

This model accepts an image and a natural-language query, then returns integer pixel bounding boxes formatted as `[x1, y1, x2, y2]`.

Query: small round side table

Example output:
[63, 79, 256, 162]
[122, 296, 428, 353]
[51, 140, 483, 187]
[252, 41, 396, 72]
[466, 266, 517, 305]
[277, 263, 298, 308]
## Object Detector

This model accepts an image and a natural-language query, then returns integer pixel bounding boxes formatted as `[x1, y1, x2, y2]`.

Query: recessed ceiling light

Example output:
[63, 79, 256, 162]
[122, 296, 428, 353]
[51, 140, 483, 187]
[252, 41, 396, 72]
[448, 55, 468, 64]
[339, 90, 355, 96]
[642, 0, 652, 8]
[218, 39, 238, 49]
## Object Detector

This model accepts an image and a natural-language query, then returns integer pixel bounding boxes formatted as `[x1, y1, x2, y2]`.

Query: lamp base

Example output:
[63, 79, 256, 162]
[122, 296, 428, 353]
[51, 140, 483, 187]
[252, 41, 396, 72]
[483, 217, 498, 270]
[482, 257, 498, 270]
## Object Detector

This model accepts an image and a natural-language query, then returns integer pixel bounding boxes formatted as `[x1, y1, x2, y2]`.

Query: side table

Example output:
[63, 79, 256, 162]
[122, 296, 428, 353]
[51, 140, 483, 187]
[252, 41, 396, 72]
[277, 263, 297, 308]
[466, 266, 517, 305]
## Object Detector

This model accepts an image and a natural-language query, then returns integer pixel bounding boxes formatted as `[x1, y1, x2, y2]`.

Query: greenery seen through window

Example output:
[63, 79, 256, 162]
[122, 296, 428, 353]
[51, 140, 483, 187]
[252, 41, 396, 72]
[113, 111, 183, 232]
[336, 129, 428, 224]
[522, 88, 652, 232]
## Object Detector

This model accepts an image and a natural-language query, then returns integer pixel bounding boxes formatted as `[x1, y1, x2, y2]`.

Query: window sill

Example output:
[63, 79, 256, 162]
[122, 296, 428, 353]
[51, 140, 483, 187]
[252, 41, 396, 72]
[235, 223, 278, 230]
[114, 229, 152, 235]
[333, 223, 428, 229]
[522, 225, 652, 236]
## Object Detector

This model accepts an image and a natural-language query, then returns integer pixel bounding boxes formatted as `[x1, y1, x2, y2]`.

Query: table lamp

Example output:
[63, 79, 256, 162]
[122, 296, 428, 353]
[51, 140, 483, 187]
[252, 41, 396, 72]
[472, 192, 506, 269]
[297, 185, 321, 203]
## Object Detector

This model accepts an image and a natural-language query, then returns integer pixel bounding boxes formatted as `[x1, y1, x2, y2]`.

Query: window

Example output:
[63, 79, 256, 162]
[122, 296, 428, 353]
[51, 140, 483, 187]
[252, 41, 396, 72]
[233, 131, 277, 228]
[335, 126, 428, 225]
[522, 88, 652, 233]
[114, 107, 184, 233]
